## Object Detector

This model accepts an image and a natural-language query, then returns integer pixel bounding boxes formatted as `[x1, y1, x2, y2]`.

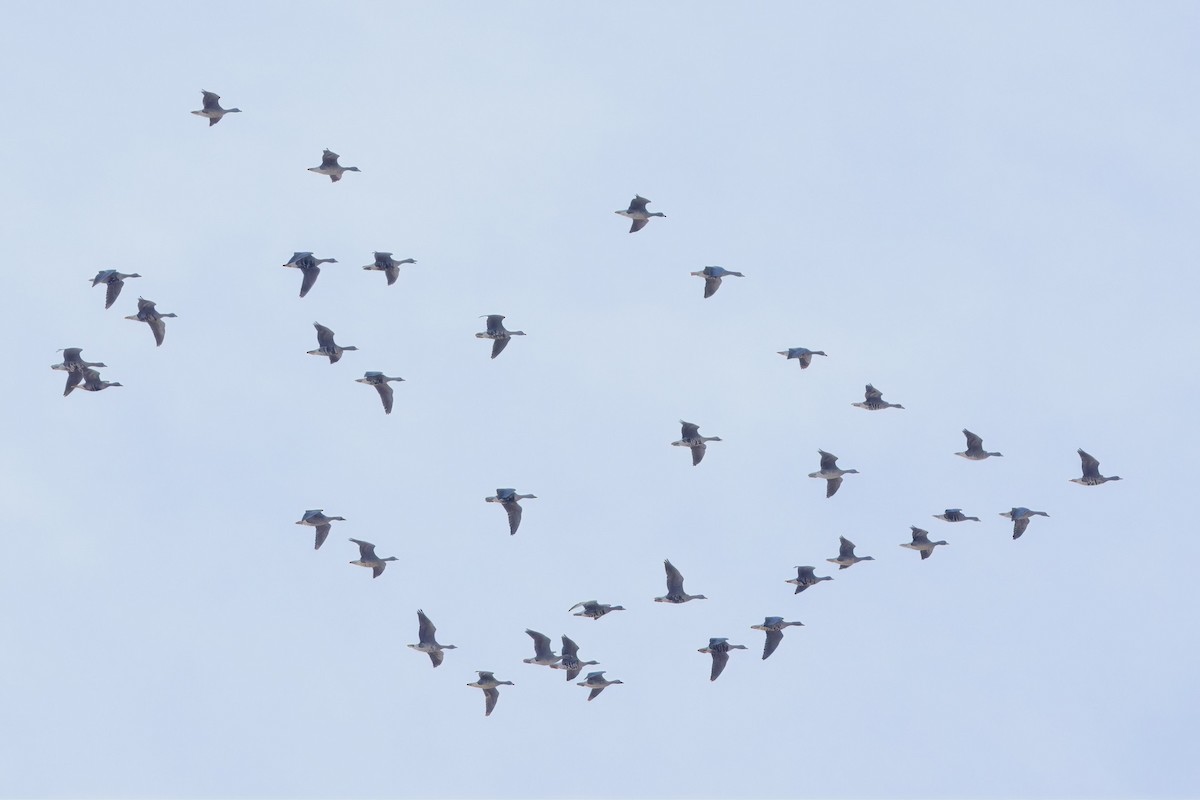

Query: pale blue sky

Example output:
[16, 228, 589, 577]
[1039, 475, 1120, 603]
[2, 2, 1198, 797]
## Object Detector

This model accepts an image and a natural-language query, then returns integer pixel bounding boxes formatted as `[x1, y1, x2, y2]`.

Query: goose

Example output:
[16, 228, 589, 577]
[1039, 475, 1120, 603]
[124, 297, 177, 347]
[568, 600, 625, 621]
[786, 566, 832, 594]
[466, 671, 514, 717]
[697, 638, 747, 682]
[522, 630, 562, 667]
[808, 450, 858, 498]
[671, 420, 722, 466]
[294, 509, 345, 550]
[362, 252, 416, 286]
[690, 266, 745, 298]
[777, 347, 827, 369]
[615, 195, 665, 233]
[933, 508, 980, 523]
[550, 635, 598, 681]
[282, 252, 337, 298]
[407, 610, 457, 668]
[72, 369, 122, 393]
[577, 671, 624, 701]
[475, 315, 525, 359]
[90, 270, 141, 310]
[1000, 508, 1049, 540]
[750, 617, 804, 660]
[957, 429, 1002, 460]
[654, 559, 708, 604]
[191, 91, 241, 126]
[308, 149, 360, 182]
[852, 383, 905, 411]
[52, 348, 107, 396]
[484, 488, 537, 536]
[308, 322, 358, 364]
[348, 538, 397, 578]
[827, 536, 874, 570]
[900, 526, 948, 560]
[355, 372, 404, 415]
[1071, 449, 1122, 486]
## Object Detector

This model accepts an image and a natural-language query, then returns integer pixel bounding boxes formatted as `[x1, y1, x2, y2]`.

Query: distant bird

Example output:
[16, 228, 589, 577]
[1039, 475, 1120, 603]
[654, 559, 708, 604]
[697, 638, 747, 681]
[308, 322, 358, 364]
[690, 266, 745, 298]
[362, 252, 416, 286]
[827, 536, 874, 570]
[956, 429, 1003, 460]
[52, 348, 107, 396]
[282, 252, 337, 298]
[1071, 449, 1122, 486]
[750, 617, 804, 660]
[615, 195, 665, 233]
[466, 671, 514, 717]
[522, 630, 562, 667]
[124, 297, 177, 347]
[407, 610, 457, 668]
[72, 369, 122, 394]
[90, 270, 141, 310]
[485, 488, 537, 535]
[550, 635, 598, 681]
[786, 566, 832, 594]
[671, 420, 722, 466]
[900, 526, 948, 560]
[852, 383, 905, 411]
[808, 450, 858, 498]
[355, 372, 404, 415]
[475, 315, 526, 359]
[933, 508, 980, 523]
[295, 509, 345, 550]
[348, 538, 397, 578]
[577, 671, 624, 701]
[777, 347, 827, 369]
[568, 600, 626, 621]
[1000, 508, 1050, 540]
[191, 90, 241, 126]
[308, 149, 360, 182]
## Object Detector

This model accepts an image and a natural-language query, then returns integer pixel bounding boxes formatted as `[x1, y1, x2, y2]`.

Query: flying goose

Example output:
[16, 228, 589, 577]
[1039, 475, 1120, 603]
[750, 617, 804, 660]
[577, 671, 623, 701]
[1000, 508, 1050, 540]
[355, 372, 405, 415]
[852, 383, 905, 411]
[407, 610, 457, 668]
[568, 600, 626, 621]
[777, 347, 828, 369]
[191, 91, 241, 126]
[654, 559, 708, 604]
[484, 489, 537, 536]
[827, 536, 874, 570]
[294, 509, 345, 550]
[671, 420, 722, 466]
[52, 348, 107, 396]
[522, 630, 562, 667]
[362, 252, 416, 286]
[550, 636, 598, 681]
[786, 566, 832, 594]
[690, 266, 745, 298]
[282, 252, 338, 298]
[933, 508, 981, 523]
[900, 526, 948, 560]
[348, 538, 397, 578]
[90, 270, 141, 310]
[808, 450, 858, 498]
[124, 297, 177, 347]
[308, 149, 360, 182]
[957, 429, 1002, 460]
[466, 671, 514, 717]
[697, 638, 747, 681]
[475, 315, 526, 359]
[308, 322, 358, 364]
[615, 195, 665, 233]
[72, 369, 122, 393]
[1071, 449, 1122, 486]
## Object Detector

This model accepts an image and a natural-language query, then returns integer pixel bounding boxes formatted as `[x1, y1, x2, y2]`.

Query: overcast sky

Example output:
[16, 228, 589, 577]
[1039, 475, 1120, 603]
[3, 2, 1198, 798]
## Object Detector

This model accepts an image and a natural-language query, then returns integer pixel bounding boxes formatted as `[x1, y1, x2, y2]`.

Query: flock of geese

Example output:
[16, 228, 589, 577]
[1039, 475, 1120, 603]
[52, 90, 1126, 718]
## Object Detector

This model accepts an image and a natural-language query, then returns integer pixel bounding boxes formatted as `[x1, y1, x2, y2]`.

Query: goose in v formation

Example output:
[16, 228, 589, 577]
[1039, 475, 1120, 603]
[852, 383, 905, 411]
[191, 90, 241, 126]
[690, 266, 745, 298]
[348, 538, 397, 578]
[568, 600, 625, 621]
[90, 270, 141, 310]
[1071, 449, 1121, 486]
[778, 347, 827, 369]
[485, 488, 536, 536]
[957, 429, 1003, 460]
[308, 149, 360, 182]
[786, 566, 832, 594]
[933, 508, 981, 523]
[124, 297, 177, 347]
[522, 630, 561, 667]
[750, 617, 804, 660]
[308, 322, 358, 364]
[475, 315, 525, 359]
[71, 368, 122, 394]
[808, 450, 858, 498]
[356, 372, 404, 415]
[615, 194, 665, 233]
[1000, 507, 1050, 540]
[577, 671, 623, 701]
[900, 526, 948, 560]
[828, 536, 874, 570]
[282, 252, 337, 298]
[698, 637, 747, 682]
[362, 252, 416, 286]
[550, 635, 598, 681]
[671, 421, 722, 466]
[408, 610, 456, 668]
[295, 509, 345, 550]
[466, 671, 514, 717]
[655, 559, 707, 604]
